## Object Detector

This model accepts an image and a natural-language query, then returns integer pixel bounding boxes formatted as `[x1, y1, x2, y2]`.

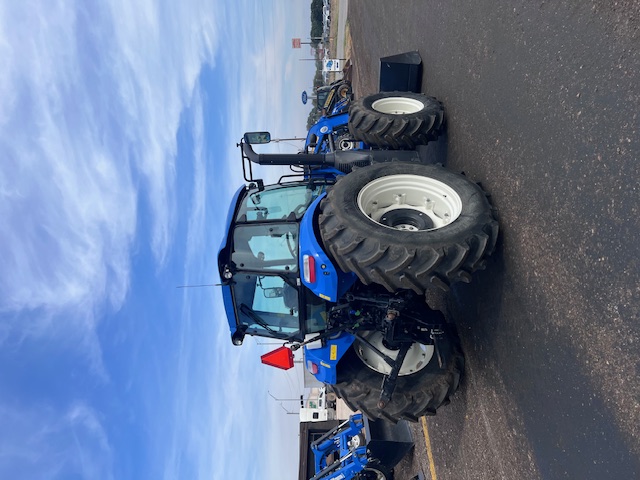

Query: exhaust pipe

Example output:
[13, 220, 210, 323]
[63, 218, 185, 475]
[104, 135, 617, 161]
[242, 141, 421, 171]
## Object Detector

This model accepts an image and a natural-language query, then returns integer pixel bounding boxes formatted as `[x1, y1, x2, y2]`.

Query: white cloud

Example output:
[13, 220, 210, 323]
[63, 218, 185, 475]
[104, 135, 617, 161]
[186, 87, 207, 260]
[0, 0, 220, 361]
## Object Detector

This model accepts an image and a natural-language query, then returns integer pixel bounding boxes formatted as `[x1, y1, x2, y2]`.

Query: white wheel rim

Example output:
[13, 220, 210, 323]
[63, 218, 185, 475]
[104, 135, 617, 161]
[355, 331, 434, 376]
[357, 174, 463, 231]
[371, 96, 424, 114]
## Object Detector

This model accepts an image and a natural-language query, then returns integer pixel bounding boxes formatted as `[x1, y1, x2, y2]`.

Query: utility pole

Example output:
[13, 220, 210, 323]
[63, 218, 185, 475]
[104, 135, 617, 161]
[268, 391, 303, 402]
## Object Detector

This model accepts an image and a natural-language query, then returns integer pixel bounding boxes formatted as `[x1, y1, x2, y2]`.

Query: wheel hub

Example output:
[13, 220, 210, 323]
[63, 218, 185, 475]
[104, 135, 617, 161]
[361, 467, 387, 480]
[379, 208, 435, 231]
[355, 331, 434, 376]
[337, 135, 356, 151]
[357, 174, 463, 232]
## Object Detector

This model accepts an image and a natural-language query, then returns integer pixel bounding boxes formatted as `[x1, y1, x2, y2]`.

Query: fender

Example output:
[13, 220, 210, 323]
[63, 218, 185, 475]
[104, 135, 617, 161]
[299, 193, 357, 302]
[304, 332, 356, 385]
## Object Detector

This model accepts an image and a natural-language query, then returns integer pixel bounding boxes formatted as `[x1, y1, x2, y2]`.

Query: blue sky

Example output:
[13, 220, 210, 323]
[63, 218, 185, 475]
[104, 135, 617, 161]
[0, 1, 314, 478]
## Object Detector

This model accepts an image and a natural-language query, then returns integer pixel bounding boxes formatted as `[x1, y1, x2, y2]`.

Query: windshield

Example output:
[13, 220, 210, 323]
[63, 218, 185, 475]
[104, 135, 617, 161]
[233, 274, 300, 338]
[231, 274, 329, 341]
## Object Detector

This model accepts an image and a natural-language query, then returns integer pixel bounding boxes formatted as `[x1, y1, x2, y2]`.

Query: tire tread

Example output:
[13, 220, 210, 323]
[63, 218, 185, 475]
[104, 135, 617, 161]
[332, 326, 464, 422]
[319, 164, 498, 293]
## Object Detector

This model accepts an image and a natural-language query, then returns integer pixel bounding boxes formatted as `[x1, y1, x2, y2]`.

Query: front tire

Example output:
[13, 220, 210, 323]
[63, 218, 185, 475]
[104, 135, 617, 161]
[348, 92, 445, 149]
[319, 162, 498, 293]
[332, 324, 464, 422]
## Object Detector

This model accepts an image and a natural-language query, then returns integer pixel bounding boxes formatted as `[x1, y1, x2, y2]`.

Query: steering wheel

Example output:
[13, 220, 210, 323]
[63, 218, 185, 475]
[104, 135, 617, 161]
[285, 232, 297, 257]
[293, 203, 307, 218]
[293, 190, 313, 218]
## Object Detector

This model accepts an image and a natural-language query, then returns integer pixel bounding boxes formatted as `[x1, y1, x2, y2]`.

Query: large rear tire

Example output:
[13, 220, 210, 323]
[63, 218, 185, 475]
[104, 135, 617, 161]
[348, 92, 445, 149]
[319, 162, 498, 293]
[332, 324, 464, 423]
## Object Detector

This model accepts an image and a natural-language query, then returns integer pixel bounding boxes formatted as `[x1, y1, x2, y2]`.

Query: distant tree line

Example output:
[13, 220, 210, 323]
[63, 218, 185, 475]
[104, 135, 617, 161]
[310, 0, 323, 44]
[305, 0, 327, 129]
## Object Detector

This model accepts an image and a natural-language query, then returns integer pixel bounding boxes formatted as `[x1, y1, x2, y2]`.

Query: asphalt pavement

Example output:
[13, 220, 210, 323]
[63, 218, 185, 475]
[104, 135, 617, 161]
[347, 1, 640, 478]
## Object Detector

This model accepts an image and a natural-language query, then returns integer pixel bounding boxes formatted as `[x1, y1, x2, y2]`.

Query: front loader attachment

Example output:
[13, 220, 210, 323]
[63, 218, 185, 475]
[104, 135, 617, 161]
[309, 413, 413, 480]
[379, 51, 423, 93]
[366, 417, 414, 470]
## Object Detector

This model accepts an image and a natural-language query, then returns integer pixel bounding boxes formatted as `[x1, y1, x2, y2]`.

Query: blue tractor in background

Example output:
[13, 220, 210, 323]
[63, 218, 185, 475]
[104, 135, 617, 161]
[217, 89, 499, 424]
[305, 79, 355, 155]
[308, 413, 413, 480]
[315, 79, 353, 117]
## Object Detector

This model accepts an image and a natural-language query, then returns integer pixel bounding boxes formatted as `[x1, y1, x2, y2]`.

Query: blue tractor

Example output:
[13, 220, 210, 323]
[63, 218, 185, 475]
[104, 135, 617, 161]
[308, 413, 413, 480]
[305, 80, 354, 155]
[217, 90, 499, 422]
[314, 79, 353, 117]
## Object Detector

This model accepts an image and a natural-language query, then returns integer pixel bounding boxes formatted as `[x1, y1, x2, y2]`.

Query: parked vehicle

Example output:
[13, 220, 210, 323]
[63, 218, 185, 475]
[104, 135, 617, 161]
[315, 80, 353, 116]
[308, 413, 413, 480]
[305, 80, 353, 155]
[218, 89, 498, 422]
[300, 386, 338, 423]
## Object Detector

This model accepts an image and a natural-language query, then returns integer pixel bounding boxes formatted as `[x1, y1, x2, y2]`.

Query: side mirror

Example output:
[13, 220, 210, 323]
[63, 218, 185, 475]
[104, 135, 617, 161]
[244, 132, 271, 144]
[263, 287, 284, 298]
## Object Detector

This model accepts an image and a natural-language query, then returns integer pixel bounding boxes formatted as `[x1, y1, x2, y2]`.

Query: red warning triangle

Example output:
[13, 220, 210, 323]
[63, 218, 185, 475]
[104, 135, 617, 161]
[261, 346, 294, 370]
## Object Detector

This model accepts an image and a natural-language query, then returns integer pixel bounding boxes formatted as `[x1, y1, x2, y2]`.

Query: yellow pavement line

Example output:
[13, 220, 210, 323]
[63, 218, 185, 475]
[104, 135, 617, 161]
[420, 416, 438, 480]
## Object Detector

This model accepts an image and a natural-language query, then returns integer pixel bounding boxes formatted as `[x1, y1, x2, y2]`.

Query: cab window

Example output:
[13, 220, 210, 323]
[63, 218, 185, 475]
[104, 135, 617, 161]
[232, 224, 298, 273]
[237, 184, 320, 222]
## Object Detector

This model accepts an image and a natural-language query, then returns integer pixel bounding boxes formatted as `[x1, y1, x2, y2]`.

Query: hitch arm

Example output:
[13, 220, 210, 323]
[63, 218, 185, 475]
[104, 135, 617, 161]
[378, 343, 411, 409]
[310, 416, 364, 450]
[310, 452, 355, 480]
[431, 328, 446, 369]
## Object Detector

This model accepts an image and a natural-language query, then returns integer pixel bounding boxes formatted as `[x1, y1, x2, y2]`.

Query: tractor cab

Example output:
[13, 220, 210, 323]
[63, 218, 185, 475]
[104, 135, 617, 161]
[218, 175, 331, 346]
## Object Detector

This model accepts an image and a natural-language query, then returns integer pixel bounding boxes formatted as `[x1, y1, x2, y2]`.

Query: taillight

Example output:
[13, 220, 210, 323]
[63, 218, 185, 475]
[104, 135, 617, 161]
[307, 361, 319, 375]
[303, 255, 316, 283]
